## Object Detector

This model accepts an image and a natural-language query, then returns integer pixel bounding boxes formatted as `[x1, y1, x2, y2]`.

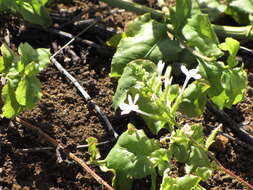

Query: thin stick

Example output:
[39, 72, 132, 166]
[15, 117, 115, 190]
[44, 28, 112, 53]
[51, 21, 96, 59]
[16, 140, 111, 153]
[51, 57, 118, 140]
[208, 152, 253, 190]
[206, 101, 253, 145]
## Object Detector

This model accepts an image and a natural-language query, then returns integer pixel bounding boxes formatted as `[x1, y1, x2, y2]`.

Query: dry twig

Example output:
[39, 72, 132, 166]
[15, 117, 115, 190]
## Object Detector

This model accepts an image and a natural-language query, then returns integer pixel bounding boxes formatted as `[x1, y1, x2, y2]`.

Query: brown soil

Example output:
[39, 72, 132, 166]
[1, 0, 253, 190]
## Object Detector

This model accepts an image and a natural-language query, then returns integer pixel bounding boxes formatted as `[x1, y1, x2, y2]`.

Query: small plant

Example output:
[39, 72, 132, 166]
[86, 0, 250, 189]
[0, 43, 51, 118]
[0, 0, 53, 26]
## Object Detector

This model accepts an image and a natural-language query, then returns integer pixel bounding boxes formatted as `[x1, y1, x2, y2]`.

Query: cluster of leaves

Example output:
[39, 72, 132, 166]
[0, 43, 51, 118]
[86, 0, 249, 189]
[89, 123, 219, 190]
[0, 0, 53, 26]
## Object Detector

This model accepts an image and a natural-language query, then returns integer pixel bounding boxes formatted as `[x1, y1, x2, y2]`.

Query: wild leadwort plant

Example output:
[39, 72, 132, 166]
[88, 62, 219, 190]
[86, 0, 248, 189]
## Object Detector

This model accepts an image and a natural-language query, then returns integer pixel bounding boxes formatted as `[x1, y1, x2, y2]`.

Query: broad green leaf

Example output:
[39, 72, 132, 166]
[190, 124, 205, 144]
[112, 59, 156, 109]
[15, 76, 42, 108]
[16, 0, 52, 26]
[178, 80, 210, 117]
[170, 142, 190, 163]
[1, 81, 22, 118]
[138, 95, 170, 134]
[182, 14, 223, 58]
[36, 48, 51, 71]
[19, 43, 50, 72]
[170, 0, 201, 36]
[198, 60, 226, 109]
[219, 37, 240, 67]
[225, 0, 253, 25]
[161, 175, 201, 190]
[196, 167, 213, 180]
[110, 14, 182, 77]
[187, 146, 210, 172]
[24, 62, 39, 76]
[18, 43, 37, 72]
[205, 126, 220, 149]
[150, 149, 171, 176]
[220, 67, 247, 108]
[0, 43, 16, 72]
[198, 0, 226, 22]
[198, 60, 247, 109]
[104, 124, 163, 190]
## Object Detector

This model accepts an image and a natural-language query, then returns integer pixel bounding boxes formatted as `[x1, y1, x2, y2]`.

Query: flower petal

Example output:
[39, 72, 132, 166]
[157, 61, 165, 76]
[128, 94, 133, 105]
[133, 94, 139, 104]
[193, 74, 201, 80]
[181, 65, 188, 76]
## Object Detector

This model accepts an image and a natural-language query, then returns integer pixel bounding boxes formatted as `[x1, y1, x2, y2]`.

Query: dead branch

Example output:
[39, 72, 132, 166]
[15, 117, 115, 190]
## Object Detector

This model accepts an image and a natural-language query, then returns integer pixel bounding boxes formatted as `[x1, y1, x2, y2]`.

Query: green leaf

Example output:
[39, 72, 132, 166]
[104, 124, 163, 190]
[161, 175, 201, 190]
[187, 146, 210, 172]
[225, 0, 253, 25]
[112, 59, 156, 109]
[36, 48, 51, 71]
[0, 43, 16, 72]
[198, 0, 226, 22]
[182, 14, 223, 58]
[18, 42, 37, 69]
[196, 167, 213, 180]
[219, 37, 240, 67]
[205, 126, 220, 150]
[18, 42, 51, 72]
[110, 14, 182, 77]
[170, 0, 201, 36]
[171, 142, 190, 163]
[15, 76, 42, 109]
[86, 137, 101, 162]
[190, 124, 205, 144]
[220, 67, 247, 108]
[198, 60, 247, 109]
[150, 149, 171, 176]
[16, 0, 52, 26]
[1, 81, 23, 118]
[178, 80, 210, 117]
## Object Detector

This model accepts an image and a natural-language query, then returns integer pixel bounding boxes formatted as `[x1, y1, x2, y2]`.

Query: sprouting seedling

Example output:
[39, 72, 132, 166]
[119, 94, 151, 116]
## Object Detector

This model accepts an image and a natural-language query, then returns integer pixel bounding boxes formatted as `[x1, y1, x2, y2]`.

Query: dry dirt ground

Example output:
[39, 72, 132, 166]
[0, 0, 253, 189]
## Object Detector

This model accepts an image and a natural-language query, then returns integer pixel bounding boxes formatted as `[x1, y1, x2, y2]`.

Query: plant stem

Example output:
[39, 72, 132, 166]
[101, 0, 253, 40]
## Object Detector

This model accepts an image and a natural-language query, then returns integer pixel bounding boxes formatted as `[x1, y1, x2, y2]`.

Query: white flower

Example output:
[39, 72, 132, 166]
[119, 94, 140, 115]
[119, 94, 151, 116]
[181, 65, 201, 80]
[157, 60, 165, 77]
[182, 124, 193, 136]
